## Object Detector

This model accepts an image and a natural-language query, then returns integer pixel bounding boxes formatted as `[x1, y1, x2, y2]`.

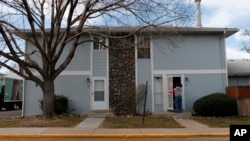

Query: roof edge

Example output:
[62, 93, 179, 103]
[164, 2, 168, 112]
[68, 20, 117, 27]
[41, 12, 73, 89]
[17, 26, 239, 38]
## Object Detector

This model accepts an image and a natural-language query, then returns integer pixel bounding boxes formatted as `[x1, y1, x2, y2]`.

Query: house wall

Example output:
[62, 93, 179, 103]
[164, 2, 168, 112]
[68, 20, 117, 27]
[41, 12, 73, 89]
[184, 74, 226, 112]
[24, 75, 91, 116]
[109, 37, 136, 115]
[152, 34, 227, 113]
[153, 35, 226, 70]
[23, 80, 43, 116]
[24, 36, 92, 116]
[136, 59, 152, 113]
[23, 32, 229, 115]
[54, 75, 91, 114]
[228, 76, 250, 86]
[25, 37, 91, 71]
[92, 50, 108, 77]
[92, 49, 109, 111]
[56, 37, 91, 71]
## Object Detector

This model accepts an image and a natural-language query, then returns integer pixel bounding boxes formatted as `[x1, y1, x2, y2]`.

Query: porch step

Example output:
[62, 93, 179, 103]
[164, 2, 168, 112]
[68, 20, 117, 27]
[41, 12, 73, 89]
[153, 111, 192, 118]
[82, 110, 114, 118]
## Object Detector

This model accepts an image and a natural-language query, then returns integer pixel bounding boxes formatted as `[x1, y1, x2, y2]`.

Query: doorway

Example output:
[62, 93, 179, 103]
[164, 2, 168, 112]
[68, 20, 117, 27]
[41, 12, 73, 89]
[167, 76, 181, 111]
[91, 78, 108, 110]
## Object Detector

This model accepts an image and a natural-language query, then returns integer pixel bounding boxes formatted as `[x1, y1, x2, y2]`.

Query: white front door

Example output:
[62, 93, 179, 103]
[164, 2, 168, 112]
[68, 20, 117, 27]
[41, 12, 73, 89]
[92, 78, 107, 110]
[167, 76, 174, 110]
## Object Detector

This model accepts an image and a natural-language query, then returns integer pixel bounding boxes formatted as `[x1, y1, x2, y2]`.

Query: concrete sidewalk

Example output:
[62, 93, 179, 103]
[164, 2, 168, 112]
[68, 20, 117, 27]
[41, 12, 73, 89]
[0, 116, 229, 139]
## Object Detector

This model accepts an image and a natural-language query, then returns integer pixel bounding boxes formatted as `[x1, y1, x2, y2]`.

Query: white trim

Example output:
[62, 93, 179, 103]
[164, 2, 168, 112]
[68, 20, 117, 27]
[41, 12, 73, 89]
[164, 74, 185, 111]
[150, 38, 154, 112]
[59, 71, 91, 75]
[30, 70, 91, 76]
[154, 69, 227, 75]
[91, 77, 108, 110]
[167, 76, 174, 110]
[181, 74, 185, 110]
[21, 77, 26, 117]
[90, 40, 93, 111]
[135, 36, 138, 88]
[249, 76, 250, 85]
[162, 74, 167, 111]
[2, 73, 23, 80]
[106, 43, 110, 111]
[222, 34, 229, 86]
[135, 35, 138, 114]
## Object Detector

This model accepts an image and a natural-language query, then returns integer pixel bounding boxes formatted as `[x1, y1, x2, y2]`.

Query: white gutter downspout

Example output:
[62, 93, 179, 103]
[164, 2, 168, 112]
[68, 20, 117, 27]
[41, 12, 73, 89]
[223, 30, 228, 86]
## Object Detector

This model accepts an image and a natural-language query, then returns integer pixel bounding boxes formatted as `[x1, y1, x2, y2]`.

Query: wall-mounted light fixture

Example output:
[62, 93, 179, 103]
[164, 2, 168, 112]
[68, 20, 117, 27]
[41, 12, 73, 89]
[86, 78, 90, 87]
[86, 78, 90, 83]
[185, 77, 188, 82]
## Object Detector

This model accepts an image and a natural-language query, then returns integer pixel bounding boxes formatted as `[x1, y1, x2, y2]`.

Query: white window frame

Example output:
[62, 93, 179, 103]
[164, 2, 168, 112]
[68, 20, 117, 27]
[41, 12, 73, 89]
[137, 36, 150, 59]
[93, 36, 108, 50]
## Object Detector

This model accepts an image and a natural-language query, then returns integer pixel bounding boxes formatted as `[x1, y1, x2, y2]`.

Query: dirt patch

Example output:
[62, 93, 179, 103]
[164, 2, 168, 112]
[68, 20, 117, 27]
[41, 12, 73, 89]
[0, 115, 86, 128]
[100, 116, 184, 128]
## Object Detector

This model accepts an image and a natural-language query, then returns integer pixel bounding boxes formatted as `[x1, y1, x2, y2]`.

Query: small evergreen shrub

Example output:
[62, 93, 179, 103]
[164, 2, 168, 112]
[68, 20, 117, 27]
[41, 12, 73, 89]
[54, 95, 68, 115]
[193, 93, 238, 117]
[40, 95, 68, 115]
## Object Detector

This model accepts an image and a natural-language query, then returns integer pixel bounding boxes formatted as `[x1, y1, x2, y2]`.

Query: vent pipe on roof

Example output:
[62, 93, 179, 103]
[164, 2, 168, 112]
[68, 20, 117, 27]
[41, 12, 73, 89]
[195, 0, 202, 27]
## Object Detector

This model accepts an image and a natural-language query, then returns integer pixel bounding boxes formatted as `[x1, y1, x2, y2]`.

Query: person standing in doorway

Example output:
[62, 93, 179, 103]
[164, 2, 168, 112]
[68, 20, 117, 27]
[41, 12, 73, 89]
[174, 83, 182, 113]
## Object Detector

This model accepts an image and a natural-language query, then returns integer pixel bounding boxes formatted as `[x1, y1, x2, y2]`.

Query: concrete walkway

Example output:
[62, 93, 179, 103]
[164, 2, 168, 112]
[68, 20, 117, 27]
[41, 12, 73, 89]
[173, 116, 209, 128]
[75, 115, 208, 129]
[76, 117, 105, 128]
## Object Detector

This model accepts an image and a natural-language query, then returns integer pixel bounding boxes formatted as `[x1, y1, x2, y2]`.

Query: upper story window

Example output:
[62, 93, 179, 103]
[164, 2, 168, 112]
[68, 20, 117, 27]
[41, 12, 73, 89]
[137, 36, 150, 59]
[93, 36, 108, 50]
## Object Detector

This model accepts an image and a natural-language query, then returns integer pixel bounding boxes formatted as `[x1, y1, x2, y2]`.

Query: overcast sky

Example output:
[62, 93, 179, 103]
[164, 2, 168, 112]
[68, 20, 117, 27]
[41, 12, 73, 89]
[198, 0, 250, 60]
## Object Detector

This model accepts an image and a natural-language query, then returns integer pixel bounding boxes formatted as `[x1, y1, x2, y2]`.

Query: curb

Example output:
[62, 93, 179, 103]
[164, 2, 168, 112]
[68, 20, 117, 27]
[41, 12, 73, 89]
[0, 133, 229, 139]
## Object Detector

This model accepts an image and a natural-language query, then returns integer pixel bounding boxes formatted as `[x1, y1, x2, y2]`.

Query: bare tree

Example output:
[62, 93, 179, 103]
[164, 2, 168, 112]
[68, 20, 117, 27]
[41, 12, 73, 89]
[0, 0, 192, 118]
[242, 28, 250, 53]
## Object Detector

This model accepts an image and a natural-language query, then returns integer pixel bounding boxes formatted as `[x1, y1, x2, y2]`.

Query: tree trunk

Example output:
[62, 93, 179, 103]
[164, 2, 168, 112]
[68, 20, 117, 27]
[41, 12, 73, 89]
[42, 79, 55, 118]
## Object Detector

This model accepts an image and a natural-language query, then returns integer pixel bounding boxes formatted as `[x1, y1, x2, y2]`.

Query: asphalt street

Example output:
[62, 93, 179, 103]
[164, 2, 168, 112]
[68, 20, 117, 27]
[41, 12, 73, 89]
[0, 137, 229, 141]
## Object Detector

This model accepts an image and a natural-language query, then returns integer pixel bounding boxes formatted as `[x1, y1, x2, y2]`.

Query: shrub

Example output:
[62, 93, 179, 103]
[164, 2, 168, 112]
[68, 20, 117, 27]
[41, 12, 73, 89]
[193, 93, 238, 117]
[40, 95, 68, 115]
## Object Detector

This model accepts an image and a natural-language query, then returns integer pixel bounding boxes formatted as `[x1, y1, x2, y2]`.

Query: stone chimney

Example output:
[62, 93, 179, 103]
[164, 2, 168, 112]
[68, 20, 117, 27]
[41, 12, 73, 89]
[195, 0, 202, 27]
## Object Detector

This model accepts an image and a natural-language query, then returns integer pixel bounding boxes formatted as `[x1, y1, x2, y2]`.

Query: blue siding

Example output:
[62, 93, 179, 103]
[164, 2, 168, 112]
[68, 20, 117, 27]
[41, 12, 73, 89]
[228, 76, 250, 86]
[25, 41, 43, 67]
[184, 74, 226, 112]
[58, 41, 91, 71]
[137, 59, 152, 112]
[54, 75, 90, 114]
[26, 37, 91, 71]
[153, 35, 225, 70]
[24, 36, 92, 116]
[24, 75, 91, 116]
[24, 32, 230, 115]
[153, 77, 163, 112]
[24, 80, 43, 116]
[93, 50, 108, 77]
[152, 34, 227, 113]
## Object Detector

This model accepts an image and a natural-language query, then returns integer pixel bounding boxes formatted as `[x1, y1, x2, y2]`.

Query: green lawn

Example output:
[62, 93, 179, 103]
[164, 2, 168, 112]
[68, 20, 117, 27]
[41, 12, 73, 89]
[194, 116, 250, 127]
[99, 116, 184, 128]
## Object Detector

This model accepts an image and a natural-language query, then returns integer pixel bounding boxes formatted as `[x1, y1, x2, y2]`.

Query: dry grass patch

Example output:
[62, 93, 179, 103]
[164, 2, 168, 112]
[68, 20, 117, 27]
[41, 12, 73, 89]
[100, 116, 183, 128]
[0, 115, 86, 128]
[194, 116, 250, 127]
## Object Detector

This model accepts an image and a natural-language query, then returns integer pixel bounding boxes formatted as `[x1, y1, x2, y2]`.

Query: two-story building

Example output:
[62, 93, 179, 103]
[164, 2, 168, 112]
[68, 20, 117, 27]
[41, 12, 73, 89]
[22, 26, 238, 116]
